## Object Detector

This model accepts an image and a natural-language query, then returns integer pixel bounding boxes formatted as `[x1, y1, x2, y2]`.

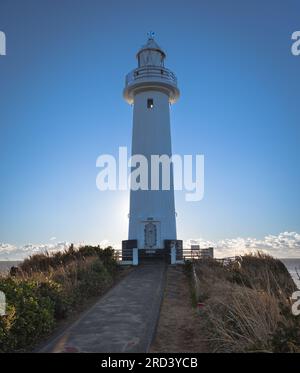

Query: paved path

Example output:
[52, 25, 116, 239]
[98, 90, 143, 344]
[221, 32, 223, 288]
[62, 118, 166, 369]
[39, 262, 166, 353]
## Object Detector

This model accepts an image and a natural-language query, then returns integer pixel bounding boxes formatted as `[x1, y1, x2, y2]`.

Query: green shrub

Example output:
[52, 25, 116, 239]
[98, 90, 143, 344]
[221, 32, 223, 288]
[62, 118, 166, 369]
[0, 278, 55, 352]
[0, 246, 119, 352]
[37, 280, 69, 319]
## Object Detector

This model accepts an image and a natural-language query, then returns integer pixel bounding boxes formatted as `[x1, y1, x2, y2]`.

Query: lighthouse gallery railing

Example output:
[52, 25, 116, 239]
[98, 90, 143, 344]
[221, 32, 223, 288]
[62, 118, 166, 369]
[125, 66, 178, 87]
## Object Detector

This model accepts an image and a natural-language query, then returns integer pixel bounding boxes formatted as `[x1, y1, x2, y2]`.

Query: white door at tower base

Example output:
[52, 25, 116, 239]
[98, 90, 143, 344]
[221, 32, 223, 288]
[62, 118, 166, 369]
[143, 221, 160, 249]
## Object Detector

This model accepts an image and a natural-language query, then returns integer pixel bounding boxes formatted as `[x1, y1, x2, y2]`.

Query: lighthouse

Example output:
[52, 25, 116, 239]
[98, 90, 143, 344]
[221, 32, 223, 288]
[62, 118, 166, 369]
[122, 34, 182, 262]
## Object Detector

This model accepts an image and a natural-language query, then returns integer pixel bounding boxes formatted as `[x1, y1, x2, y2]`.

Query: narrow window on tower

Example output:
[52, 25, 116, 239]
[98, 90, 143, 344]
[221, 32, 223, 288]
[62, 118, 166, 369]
[147, 98, 154, 109]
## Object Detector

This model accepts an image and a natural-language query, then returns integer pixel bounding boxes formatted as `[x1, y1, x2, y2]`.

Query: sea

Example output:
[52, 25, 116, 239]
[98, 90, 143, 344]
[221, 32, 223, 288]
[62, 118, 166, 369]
[0, 261, 21, 275]
[0, 259, 300, 289]
[280, 259, 300, 289]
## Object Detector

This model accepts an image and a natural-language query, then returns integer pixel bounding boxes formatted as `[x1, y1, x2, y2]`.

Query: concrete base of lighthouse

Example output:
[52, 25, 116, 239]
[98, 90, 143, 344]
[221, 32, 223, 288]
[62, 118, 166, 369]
[164, 240, 183, 262]
[121, 239, 183, 264]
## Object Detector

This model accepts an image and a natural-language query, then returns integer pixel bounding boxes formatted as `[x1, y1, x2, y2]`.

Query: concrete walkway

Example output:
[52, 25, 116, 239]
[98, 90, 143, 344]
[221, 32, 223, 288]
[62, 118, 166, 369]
[39, 262, 166, 353]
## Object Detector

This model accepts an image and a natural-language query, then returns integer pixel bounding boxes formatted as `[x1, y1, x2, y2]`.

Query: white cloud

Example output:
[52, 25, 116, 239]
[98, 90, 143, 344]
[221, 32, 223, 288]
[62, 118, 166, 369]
[0, 241, 71, 260]
[99, 239, 111, 247]
[0, 232, 299, 261]
[185, 231, 300, 258]
[0, 243, 18, 255]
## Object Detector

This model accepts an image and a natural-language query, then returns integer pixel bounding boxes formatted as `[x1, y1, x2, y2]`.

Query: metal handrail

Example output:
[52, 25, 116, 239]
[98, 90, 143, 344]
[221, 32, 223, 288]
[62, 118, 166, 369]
[115, 248, 215, 262]
[125, 65, 178, 86]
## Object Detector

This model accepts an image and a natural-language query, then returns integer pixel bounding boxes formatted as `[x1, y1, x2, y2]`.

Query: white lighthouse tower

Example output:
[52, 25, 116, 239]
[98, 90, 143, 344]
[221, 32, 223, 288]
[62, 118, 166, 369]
[122, 34, 182, 261]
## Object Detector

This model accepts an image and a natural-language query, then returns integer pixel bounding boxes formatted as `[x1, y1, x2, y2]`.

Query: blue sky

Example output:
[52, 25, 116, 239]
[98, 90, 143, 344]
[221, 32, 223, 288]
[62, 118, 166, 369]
[0, 0, 299, 257]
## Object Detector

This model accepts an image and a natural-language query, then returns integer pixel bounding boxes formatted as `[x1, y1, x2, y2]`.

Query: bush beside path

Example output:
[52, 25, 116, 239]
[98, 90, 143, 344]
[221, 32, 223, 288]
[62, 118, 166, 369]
[0, 245, 123, 352]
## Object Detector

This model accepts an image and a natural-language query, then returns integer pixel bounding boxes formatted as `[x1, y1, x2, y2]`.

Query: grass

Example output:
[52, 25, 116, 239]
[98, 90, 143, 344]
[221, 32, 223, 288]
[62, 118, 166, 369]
[192, 253, 300, 352]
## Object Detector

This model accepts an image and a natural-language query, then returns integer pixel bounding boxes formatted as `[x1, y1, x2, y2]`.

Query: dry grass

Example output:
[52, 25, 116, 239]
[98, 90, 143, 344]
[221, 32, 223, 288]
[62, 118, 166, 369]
[193, 253, 299, 353]
[18, 245, 116, 274]
[151, 265, 208, 352]
[202, 284, 281, 352]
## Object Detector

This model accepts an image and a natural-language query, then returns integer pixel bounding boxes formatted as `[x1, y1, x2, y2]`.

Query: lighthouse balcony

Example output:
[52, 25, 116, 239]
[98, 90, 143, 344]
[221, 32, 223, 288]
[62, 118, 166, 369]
[124, 66, 179, 104]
